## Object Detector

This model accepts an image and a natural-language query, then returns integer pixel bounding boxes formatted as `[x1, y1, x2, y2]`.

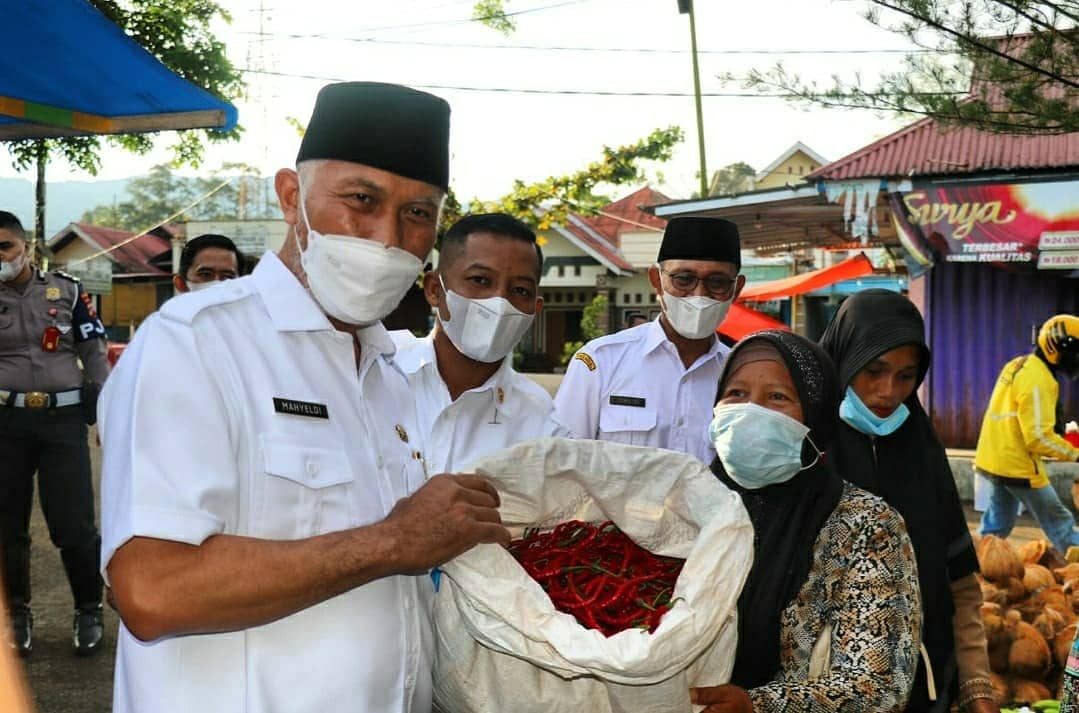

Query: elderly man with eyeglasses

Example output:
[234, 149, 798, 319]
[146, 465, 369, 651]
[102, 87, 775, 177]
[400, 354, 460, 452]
[554, 217, 745, 464]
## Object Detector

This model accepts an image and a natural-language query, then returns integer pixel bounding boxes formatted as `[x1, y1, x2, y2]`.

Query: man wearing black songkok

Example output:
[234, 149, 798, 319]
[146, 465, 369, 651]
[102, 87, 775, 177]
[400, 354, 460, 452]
[98, 82, 510, 713]
[554, 216, 745, 464]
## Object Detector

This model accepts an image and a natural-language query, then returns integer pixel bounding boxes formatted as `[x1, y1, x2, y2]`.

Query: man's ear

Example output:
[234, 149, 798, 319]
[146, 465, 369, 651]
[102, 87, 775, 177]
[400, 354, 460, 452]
[422, 271, 441, 308]
[275, 168, 301, 232]
[648, 264, 662, 291]
[172, 275, 188, 294]
[731, 273, 746, 301]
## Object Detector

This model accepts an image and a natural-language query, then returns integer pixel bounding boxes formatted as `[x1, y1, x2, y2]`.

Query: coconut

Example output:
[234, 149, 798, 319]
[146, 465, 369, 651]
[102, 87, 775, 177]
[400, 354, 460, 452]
[1054, 624, 1076, 669]
[1010, 677, 1052, 704]
[1008, 621, 1051, 677]
[1003, 577, 1028, 604]
[978, 535, 1025, 583]
[1033, 606, 1066, 641]
[1018, 540, 1049, 565]
[1023, 564, 1056, 594]
[980, 579, 1008, 606]
[1054, 563, 1079, 584]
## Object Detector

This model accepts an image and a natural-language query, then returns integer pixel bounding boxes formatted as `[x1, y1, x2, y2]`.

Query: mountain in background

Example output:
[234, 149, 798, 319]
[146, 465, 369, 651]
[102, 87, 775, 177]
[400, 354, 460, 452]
[1, 176, 131, 237]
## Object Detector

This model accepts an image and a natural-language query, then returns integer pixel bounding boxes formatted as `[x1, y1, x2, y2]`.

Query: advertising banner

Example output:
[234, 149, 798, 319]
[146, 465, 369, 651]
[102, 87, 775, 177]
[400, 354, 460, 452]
[889, 179, 1079, 271]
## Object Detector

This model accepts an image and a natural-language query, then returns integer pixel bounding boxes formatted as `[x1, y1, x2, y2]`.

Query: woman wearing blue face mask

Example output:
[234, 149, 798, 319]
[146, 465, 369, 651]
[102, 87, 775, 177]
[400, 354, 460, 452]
[820, 290, 995, 713]
[692, 330, 921, 713]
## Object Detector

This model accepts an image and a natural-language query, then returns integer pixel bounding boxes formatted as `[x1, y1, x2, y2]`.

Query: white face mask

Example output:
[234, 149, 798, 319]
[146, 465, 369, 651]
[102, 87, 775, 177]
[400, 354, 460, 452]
[709, 402, 820, 489]
[661, 292, 732, 340]
[296, 181, 424, 326]
[438, 275, 535, 363]
[184, 279, 219, 293]
[0, 249, 27, 282]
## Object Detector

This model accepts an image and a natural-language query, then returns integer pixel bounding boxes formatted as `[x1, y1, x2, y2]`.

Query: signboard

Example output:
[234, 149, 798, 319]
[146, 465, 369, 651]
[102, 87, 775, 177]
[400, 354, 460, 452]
[184, 220, 289, 257]
[64, 256, 112, 295]
[889, 179, 1079, 271]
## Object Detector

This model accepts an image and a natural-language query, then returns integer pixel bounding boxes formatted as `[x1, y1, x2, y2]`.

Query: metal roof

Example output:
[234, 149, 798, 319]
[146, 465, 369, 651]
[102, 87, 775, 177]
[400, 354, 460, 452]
[810, 116, 1079, 181]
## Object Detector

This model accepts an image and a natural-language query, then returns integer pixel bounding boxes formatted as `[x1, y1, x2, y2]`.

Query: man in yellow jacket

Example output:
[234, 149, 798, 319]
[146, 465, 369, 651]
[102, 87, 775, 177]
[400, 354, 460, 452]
[977, 314, 1079, 555]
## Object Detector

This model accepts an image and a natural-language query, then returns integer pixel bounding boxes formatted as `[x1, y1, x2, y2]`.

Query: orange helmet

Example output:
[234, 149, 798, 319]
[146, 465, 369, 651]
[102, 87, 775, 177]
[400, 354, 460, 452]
[1037, 314, 1079, 377]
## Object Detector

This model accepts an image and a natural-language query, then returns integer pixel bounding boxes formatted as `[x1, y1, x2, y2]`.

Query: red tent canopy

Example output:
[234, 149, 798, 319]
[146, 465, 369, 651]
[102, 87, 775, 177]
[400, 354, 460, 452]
[738, 253, 874, 302]
[718, 303, 790, 341]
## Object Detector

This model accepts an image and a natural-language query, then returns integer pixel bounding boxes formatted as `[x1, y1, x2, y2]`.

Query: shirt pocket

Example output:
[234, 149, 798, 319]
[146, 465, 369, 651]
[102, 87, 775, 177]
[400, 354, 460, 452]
[598, 404, 658, 446]
[256, 435, 356, 540]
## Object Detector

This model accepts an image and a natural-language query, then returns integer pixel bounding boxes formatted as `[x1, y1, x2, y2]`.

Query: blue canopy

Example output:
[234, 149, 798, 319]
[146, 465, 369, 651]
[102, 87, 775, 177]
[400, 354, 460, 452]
[0, 0, 238, 140]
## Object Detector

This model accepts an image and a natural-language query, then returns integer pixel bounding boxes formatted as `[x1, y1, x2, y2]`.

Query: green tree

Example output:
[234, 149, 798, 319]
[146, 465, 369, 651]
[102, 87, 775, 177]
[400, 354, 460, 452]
[707, 161, 756, 196]
[737, 1, 1078, 134]
[442, 126, 684, 232]
[473, 0, 515, 34]
[560, 294, 610, 366]
[79, 164, 194, 230]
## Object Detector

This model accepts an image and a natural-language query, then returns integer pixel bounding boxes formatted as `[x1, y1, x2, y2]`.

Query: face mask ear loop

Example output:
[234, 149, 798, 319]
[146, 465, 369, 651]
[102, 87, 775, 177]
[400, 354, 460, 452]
[799, 434, 823, 472]
[294, 178, 312, 256]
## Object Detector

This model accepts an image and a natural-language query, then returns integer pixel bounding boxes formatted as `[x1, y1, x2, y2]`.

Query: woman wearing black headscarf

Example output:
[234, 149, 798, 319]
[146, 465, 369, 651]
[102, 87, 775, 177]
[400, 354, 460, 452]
[691, 330, 921, 713]
[820, 290, 995, 713]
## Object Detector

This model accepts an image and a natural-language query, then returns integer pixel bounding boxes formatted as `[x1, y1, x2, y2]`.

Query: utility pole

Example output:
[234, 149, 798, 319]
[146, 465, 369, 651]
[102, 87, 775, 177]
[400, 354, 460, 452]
[678, 0, 708, 198]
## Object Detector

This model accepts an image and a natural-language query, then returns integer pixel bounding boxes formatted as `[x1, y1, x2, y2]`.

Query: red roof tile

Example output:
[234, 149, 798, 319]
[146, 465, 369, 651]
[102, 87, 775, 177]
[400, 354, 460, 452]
[810, 117, 1079, 180]
[579, 186, 669, 243]
[562, 217, 635, 273]
[73, 223, 171, 274]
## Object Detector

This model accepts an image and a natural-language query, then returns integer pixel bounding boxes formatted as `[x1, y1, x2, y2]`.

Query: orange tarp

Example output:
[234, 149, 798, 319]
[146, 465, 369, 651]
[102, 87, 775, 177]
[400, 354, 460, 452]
[738, 253, 874, 303]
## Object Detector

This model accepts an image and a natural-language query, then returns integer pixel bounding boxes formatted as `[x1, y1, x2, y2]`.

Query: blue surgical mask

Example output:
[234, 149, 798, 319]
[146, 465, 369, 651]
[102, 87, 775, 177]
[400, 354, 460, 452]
[709, 402, 820, 490]
[839, 387, 910, 437]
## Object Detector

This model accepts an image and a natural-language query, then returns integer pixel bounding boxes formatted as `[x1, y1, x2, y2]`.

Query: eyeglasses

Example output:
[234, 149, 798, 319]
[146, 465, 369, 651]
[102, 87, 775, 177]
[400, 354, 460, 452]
[662, 270, 738, 297]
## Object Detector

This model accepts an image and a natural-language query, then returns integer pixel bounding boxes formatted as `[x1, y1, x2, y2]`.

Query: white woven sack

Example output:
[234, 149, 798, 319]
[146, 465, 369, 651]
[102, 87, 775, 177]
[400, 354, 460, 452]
[432, 437, 753, 713]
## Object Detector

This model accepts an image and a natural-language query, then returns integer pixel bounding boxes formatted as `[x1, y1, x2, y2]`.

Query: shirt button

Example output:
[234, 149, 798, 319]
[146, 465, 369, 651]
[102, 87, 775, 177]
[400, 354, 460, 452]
[676, 418, 684, 427]
[405, 675, 415, 689]
[376, 455, 384, 468]
[305, 459, 319, 476]
[404, 597, 414, 611]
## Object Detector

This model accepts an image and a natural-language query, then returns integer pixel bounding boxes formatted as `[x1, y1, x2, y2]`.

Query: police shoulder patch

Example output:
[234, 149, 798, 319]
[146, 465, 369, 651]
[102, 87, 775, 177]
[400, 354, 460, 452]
[574, 352, 597, 371]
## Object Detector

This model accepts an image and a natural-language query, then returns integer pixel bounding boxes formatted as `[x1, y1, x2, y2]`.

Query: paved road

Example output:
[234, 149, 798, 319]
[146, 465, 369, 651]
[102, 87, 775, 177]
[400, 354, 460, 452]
[18, 406, 1047, 712]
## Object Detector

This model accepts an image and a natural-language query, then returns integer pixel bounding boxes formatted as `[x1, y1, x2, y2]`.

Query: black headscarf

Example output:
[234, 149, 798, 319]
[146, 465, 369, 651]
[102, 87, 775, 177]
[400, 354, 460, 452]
[710, 330, 844, 689]
[819, 289, 978, 713]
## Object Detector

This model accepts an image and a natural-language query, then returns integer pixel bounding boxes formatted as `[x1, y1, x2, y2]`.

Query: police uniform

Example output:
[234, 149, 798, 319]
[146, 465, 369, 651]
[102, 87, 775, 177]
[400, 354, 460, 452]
[391, 332, 572, 474]
[0, 267, 109, 626]
[554, 317, 729, 465]
[99, 253, 433, 713]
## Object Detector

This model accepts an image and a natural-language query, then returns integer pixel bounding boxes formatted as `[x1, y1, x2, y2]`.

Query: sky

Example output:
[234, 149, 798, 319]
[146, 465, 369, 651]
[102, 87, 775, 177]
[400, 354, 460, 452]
[0, 0, 930, 203]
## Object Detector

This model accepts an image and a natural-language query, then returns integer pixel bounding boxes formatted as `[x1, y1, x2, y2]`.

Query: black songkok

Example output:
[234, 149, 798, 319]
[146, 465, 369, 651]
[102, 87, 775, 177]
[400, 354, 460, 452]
[296, 82, 451, 191]
[657, 217, 741, 269]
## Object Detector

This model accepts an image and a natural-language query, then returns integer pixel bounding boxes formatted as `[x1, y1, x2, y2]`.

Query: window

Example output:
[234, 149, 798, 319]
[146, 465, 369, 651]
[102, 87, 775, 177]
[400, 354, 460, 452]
[557, 265, 565, 277]
[553, 292, 563, 303]
[649, 293, 657, 303]
[622, 293, 630, 303]
[635, 293, 642, 304]
[574, 264, 581, 276]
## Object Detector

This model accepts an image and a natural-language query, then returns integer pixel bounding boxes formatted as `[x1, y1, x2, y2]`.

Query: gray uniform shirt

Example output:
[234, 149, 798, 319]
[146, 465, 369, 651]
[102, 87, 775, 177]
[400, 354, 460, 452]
[0, 268, 110, 393]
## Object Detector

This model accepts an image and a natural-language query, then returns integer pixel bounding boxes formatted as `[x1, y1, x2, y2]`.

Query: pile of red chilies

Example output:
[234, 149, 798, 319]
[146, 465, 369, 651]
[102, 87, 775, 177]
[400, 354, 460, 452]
[507, 520, 685, 636]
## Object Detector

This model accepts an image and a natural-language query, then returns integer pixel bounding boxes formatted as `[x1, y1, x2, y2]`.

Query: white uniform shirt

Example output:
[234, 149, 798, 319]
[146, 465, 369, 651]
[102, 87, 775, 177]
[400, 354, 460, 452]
[391, 333, 571, 473]
[553, 317, 730, 465]
[99, 252, 433, 713]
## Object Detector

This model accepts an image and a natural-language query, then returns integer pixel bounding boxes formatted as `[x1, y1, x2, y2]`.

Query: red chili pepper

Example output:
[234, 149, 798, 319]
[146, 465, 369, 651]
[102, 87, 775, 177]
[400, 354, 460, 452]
[509, 520, 684, 636]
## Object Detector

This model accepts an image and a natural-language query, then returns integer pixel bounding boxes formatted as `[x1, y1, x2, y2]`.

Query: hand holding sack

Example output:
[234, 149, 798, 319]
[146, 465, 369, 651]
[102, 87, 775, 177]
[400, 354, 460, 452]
[432, 437, 754, 713]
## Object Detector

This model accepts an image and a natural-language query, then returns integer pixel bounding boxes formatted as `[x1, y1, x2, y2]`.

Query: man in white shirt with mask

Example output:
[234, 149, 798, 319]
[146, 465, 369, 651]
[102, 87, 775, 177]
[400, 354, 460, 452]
[97, 82, 510, 713]
[172, 233, 243, 294]
[393, 213, 570, 474]
[554, 217, 744, 464]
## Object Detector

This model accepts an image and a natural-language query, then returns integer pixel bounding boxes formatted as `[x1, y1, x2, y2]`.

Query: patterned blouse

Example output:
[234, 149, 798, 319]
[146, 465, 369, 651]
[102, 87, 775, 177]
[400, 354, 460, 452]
[748, 484, 923, 713]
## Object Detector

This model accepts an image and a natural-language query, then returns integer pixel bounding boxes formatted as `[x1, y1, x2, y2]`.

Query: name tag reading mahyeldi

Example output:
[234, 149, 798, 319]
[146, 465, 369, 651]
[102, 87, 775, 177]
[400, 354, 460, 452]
[609, 395, 646, 408]
[273, 397, 329, 419]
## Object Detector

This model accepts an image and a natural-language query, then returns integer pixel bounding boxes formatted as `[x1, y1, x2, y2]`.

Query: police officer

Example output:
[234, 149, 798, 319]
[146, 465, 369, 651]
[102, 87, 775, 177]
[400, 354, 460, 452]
[554, 217, 745, 464]
[0, 210, 109, 657]
[172, 233, 244, 294]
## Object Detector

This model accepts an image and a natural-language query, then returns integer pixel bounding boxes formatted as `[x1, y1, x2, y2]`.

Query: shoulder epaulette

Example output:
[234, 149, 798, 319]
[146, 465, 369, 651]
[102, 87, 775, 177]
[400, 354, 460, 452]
[51, 270, 79, 283]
